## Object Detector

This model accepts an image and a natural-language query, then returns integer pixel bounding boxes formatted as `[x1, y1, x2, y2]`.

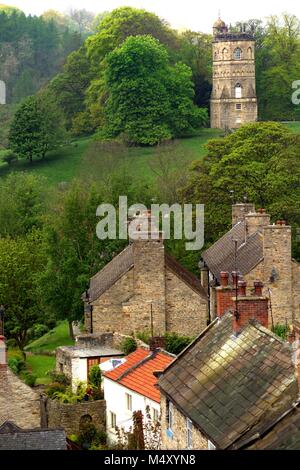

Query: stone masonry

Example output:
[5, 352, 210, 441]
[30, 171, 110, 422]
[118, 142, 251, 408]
[210, 18, 258, 129]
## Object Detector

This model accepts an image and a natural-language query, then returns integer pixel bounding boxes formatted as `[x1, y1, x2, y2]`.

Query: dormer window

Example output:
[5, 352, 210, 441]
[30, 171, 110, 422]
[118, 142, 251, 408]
[234, 48, 242, 60]
[235, 83, 242, 99]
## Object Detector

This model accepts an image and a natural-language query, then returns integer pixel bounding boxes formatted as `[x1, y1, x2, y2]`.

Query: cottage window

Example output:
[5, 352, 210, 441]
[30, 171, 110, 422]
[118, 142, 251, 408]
[110, 411, 117, 429]
[126, 393, 132, 412]
[152, 407, 159, 424]
[235, 84, 242, 99]
[186, 418, 193, 449]
[234, 48, 242, 60]
[166, 400, 173, 430]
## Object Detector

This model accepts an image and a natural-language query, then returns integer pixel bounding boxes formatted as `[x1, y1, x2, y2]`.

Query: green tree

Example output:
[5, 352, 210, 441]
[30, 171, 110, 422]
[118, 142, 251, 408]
[0, 233, 45, 357]
[9, 92, 66, 162]
[180, 122, 300, 260]
[104, 35, 207, 145]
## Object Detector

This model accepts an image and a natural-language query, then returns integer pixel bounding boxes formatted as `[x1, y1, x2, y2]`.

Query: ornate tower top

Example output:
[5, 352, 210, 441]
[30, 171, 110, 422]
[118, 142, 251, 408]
[213, 17, 228, 36]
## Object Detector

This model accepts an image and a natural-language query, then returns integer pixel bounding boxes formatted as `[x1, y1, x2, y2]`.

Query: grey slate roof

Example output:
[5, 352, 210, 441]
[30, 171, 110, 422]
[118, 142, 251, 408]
[158, 313, 298, 449]
[202, 221, 263, 282]
[87, 244, 206, 302]
[0, 421, 67, 450]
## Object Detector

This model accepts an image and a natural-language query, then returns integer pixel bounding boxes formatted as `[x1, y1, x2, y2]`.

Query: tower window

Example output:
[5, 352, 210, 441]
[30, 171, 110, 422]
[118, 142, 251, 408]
[248, 47, 253, 59]
[234, 48, 242, 60]
[235, 83, 242, 99]
[236, 103, 242, 110]
[222, 48, 228, 60]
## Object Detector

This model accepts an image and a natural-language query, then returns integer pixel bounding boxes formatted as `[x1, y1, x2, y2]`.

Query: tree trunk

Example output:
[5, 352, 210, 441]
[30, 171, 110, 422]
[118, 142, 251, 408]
[68, 320, 74, 340]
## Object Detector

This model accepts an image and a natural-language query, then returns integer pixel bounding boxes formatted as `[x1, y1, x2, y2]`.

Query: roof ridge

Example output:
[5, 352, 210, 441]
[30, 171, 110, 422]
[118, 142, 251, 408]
[165, 253, 207, 297]
[116, 350, 158, 382]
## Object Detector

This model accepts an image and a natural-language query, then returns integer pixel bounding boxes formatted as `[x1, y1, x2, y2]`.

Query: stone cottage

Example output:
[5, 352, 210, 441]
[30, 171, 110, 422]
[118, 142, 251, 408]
[158, 277, 300, 450]
[83, 217, 208, 337]
[201, 203, 300, 326]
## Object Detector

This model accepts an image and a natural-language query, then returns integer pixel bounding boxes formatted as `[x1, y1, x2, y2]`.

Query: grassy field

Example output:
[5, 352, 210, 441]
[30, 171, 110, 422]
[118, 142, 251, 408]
[0, 129, 222, 186]
[25, 321, 74, 354]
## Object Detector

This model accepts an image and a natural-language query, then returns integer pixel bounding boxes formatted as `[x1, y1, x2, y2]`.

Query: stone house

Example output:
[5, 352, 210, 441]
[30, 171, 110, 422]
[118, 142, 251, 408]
[83, 221, 208, 338]
[210, 17, 258, 129]
[0, 335, 41, 429]
[103, 345, 174, 445]
[56, 333, 124, 391]
[0, 421, 67, 450]
[201, 203, 300, 326]
[158, 276, 300, 450]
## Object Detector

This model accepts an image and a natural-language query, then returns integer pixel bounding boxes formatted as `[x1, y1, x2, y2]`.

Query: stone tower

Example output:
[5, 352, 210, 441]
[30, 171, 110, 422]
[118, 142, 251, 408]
[210, 18, 258, 129]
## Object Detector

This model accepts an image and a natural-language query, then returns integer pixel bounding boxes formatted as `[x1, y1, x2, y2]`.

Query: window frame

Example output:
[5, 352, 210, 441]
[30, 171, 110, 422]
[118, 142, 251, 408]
[234, 48, 242, 60]
[235, 83, 242, 99]
[236, 103, 242, 110]
[125, 392, 132, 412]
[186, 418, 193, 449]
[109, 411, 117, 429]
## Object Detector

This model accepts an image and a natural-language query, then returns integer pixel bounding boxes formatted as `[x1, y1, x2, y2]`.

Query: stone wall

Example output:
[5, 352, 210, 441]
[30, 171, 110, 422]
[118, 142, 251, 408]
[0, 368, 41, 428]
[46, 399, 106, 436]
[160, 395, 208, 450]
[263, 225, 293, 325]
[165, 269, 208, 336]
[292, 261, 300, 322]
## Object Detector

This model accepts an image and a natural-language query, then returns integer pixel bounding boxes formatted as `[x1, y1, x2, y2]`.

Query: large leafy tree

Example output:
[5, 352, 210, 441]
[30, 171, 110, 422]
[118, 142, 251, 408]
[180, 122, 300, 259]
[104, 35, 208, 145]
[0, 233, 45, 356]
[9, 91, 66, 162]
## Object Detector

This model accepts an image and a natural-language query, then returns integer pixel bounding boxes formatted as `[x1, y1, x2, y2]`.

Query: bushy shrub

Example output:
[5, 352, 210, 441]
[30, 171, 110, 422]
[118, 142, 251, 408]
[89, 365, 102, 388]
[47, 370, 70, 386]
[28, 323, 49, 341]
[46, 382, 67, 398]
[136, 331, 150, 344]
[8, 357, 26, 375]
[121, 337, 137, 355]
[165, 332, 193, 355]
[6, 338, 17, 348]
[2, 150, 17, 165]
[23, 372, 37, 387]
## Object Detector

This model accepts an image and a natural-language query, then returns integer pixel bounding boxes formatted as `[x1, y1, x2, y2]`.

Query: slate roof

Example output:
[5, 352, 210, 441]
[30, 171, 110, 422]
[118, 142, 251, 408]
[0, 421, 67, 450]
[245, 405, 300, 450]
[87, 244, 206, 302]
[158, 313, 298, 449]
[202, 221, 263, 282]
[104, 348, 174, 403]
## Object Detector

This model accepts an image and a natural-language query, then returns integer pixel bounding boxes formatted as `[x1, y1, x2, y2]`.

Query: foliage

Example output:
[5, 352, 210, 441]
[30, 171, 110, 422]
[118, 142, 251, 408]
[116, 407, 161, 450]
[9, 92, 66, 163]
[25, 321, 74, 354]
[121, 337, 137, 355]
[22, 371, 37, 387]
[180, 122, 300, 260]
[1, 150, 17, 165]
[0, 172, 48, 238]
[89, 364, 102, 388]
[104, 35, 207, 145]
[77, 421, 107, 450]
[47, 370, 70, 386]
[46, 382, 67, 398]
[165, 332, 193, 355]
[0, 232, 46, 354]
[272, 323, 289, 340]
[0, 8, 82, 104]
[135, 331, 151, 344]
[8, 357, 26, 375]
[27, 324, 49, 342]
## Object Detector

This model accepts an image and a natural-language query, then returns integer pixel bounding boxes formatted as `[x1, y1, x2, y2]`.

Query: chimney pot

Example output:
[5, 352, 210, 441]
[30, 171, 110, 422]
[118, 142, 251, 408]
[238, 280, 247, 296]
[231, 271, 240, 286]
[253, 280, 264, 296]
[220, 271, 229, 287]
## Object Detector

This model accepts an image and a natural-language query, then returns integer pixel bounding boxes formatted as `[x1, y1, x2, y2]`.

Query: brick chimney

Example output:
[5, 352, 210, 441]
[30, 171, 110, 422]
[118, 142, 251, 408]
[232, 280, 269, 334]
[232, 203, 255, 227]
[149, 336, 166, 352]
[216, 272, 234, 318]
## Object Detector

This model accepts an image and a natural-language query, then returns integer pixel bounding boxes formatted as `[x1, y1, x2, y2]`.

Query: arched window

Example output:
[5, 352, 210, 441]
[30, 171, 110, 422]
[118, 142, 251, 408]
[214, 51, 218, 60]
[234, 48, 242, 60]
[222, 48, 228, 60]
[235, 83, 242, 99]
[248, 47, 253, 59]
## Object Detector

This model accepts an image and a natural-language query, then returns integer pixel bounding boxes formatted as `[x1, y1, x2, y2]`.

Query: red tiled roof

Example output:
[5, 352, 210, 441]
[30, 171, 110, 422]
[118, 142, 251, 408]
[104, 348, 174, 403]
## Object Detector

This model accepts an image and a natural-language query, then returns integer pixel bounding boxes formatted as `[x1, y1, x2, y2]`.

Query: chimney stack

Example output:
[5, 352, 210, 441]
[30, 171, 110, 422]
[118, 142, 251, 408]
[232, 280, 269, 334]
[216, 272, 234, 318]
[245, 210, 271, 237]
[149, 336, 166, 352]
[232, 203, 255, 227]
